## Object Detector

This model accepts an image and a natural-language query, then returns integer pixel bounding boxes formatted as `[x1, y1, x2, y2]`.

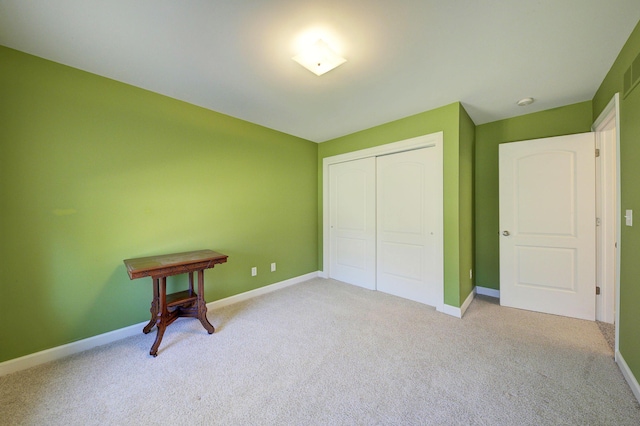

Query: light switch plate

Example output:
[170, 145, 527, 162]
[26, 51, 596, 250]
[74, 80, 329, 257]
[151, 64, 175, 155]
[625, 209, 633, 226]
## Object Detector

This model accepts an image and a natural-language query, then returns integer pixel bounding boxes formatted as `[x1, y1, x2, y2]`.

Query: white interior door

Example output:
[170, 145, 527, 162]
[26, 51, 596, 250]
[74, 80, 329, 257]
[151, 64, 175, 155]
[499, 133, 596, 320]
[329, 158, 376, 289]
[376, 148, 441, 306]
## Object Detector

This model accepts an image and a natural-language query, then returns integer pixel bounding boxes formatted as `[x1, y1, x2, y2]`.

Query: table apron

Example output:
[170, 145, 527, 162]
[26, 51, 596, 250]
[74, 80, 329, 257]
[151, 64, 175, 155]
[130, 260, 225, 279]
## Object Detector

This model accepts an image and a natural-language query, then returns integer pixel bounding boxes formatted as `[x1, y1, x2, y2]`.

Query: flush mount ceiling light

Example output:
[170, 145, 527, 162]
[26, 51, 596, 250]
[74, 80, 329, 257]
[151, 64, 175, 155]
[517, 97, 535, 106]
[292, 39, 346, 76]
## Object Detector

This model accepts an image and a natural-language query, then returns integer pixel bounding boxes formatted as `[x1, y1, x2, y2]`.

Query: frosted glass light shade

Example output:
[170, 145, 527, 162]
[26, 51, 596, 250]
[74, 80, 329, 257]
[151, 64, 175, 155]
[292, 39, 346, 76]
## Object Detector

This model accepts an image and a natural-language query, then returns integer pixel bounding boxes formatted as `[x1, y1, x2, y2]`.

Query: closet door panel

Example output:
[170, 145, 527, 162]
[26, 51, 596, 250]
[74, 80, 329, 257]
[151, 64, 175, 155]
[377, 148, 440, 306]
[328, 158, 376, 289]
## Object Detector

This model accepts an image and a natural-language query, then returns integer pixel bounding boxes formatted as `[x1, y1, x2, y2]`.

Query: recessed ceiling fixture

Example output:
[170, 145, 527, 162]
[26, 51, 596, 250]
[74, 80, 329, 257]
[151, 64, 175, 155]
[517, 97, 535, 106]
[292, 39, 346, 76]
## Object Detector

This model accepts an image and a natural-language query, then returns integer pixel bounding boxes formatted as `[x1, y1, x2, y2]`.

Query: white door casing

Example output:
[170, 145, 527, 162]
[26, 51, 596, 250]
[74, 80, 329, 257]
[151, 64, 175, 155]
[376, 148, 441, 306]
[595, 125, 617, 324]
[592, 93, 621, 360]
[328, 158, 376, 289]
[499, 133, 596, 320]
[592, 93, 620, 327]
[323, 133, 444, 311]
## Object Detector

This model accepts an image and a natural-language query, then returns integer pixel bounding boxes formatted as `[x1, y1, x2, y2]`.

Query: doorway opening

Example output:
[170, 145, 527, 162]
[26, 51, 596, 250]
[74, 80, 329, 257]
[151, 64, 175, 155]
[592, 93, 621, 354]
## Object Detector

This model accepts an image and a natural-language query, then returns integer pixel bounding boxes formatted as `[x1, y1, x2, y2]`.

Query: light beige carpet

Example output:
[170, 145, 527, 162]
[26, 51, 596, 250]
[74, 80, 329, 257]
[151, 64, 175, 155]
[1, 278, 639, 425]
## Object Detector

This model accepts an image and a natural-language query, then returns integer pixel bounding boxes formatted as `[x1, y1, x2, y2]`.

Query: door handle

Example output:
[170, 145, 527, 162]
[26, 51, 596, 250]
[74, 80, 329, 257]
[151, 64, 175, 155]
[502, 230, 510, 236]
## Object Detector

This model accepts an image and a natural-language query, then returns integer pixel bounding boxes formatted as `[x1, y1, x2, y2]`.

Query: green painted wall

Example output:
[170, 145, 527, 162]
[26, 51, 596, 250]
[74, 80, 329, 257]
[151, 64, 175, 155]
[317, 102, 474, 307]
[5, 17, 639, 384]
[593, 19, 640, 385]
[0, 46, 318, 363]
[474, 101, 593, 290]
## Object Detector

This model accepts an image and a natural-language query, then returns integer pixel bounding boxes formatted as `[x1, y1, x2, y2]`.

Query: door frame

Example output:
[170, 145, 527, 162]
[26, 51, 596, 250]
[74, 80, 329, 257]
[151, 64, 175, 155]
[321, 132, 444, 311]
[592, 93, 621, 354]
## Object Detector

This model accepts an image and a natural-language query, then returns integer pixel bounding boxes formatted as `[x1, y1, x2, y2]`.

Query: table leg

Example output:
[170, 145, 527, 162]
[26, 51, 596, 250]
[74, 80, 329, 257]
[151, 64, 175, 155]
[150, 276, 169, 357]
[184, 272, 196, 309]
[143, 277, 160, 334]
[196, 269, 215, 334]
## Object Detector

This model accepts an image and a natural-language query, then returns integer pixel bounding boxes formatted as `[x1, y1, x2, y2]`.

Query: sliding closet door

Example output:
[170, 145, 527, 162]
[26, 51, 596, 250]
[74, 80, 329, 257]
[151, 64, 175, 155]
[376, 148, 440, 306]
[328, 158, 376, 289]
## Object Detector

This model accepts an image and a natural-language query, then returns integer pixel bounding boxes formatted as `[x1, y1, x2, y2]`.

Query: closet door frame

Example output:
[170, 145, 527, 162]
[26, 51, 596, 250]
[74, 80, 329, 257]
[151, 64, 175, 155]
[322, 132, 444, 311]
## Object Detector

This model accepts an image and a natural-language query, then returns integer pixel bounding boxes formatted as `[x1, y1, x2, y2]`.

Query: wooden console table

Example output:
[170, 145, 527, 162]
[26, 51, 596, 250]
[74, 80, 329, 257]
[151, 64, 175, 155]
[123, 250, 228, 356]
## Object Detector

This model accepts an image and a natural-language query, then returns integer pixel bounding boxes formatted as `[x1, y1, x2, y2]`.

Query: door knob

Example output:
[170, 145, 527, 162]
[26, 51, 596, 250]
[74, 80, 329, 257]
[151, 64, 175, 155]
[502, 230, 510, 236]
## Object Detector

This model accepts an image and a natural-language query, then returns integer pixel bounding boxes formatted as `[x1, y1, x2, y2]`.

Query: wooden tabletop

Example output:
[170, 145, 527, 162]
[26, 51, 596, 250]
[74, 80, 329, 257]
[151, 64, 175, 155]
[124, 249, 228, 280]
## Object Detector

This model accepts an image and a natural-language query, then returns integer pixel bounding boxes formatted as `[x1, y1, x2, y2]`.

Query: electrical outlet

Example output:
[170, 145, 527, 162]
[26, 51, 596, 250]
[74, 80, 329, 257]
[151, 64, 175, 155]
[251, 267, 257, 276]
[271, 262, 276, 272]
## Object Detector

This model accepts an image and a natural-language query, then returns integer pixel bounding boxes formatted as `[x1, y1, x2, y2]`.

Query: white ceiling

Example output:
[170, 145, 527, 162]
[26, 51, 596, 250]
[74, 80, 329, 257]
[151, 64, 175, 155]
[1, 1, 639, 142]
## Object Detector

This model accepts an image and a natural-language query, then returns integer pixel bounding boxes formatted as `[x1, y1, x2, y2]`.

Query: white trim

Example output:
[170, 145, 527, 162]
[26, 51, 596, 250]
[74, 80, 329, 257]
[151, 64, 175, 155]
[592, 93, 621, 351]
[322, 132, 445, 312]
[0, 322, 144, 377]
[616, 350, 640, 404]
[592, 93, 620, 130]
[476, 286, 500, 298]
[0, 271, 319, 377]
[440, 304, 462, 318]
[207, 271, 319, 310]
[440, 289, 475, 318]
[460, 289, 475, 317]
[594, 121, 616, 323]
[323, 133, 442, 166]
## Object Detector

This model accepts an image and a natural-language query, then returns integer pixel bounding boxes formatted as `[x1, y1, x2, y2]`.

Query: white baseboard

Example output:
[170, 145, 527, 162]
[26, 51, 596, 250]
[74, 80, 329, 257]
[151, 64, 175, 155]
[0, 322, 145, 377]
[476, 286, 500, 298]
[460, 289, 475, 317]
[616, 350, 640, 404]
[0, 271, 320, 377]
[441, 289, 475, 318]
[207, 271, 319, 310]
